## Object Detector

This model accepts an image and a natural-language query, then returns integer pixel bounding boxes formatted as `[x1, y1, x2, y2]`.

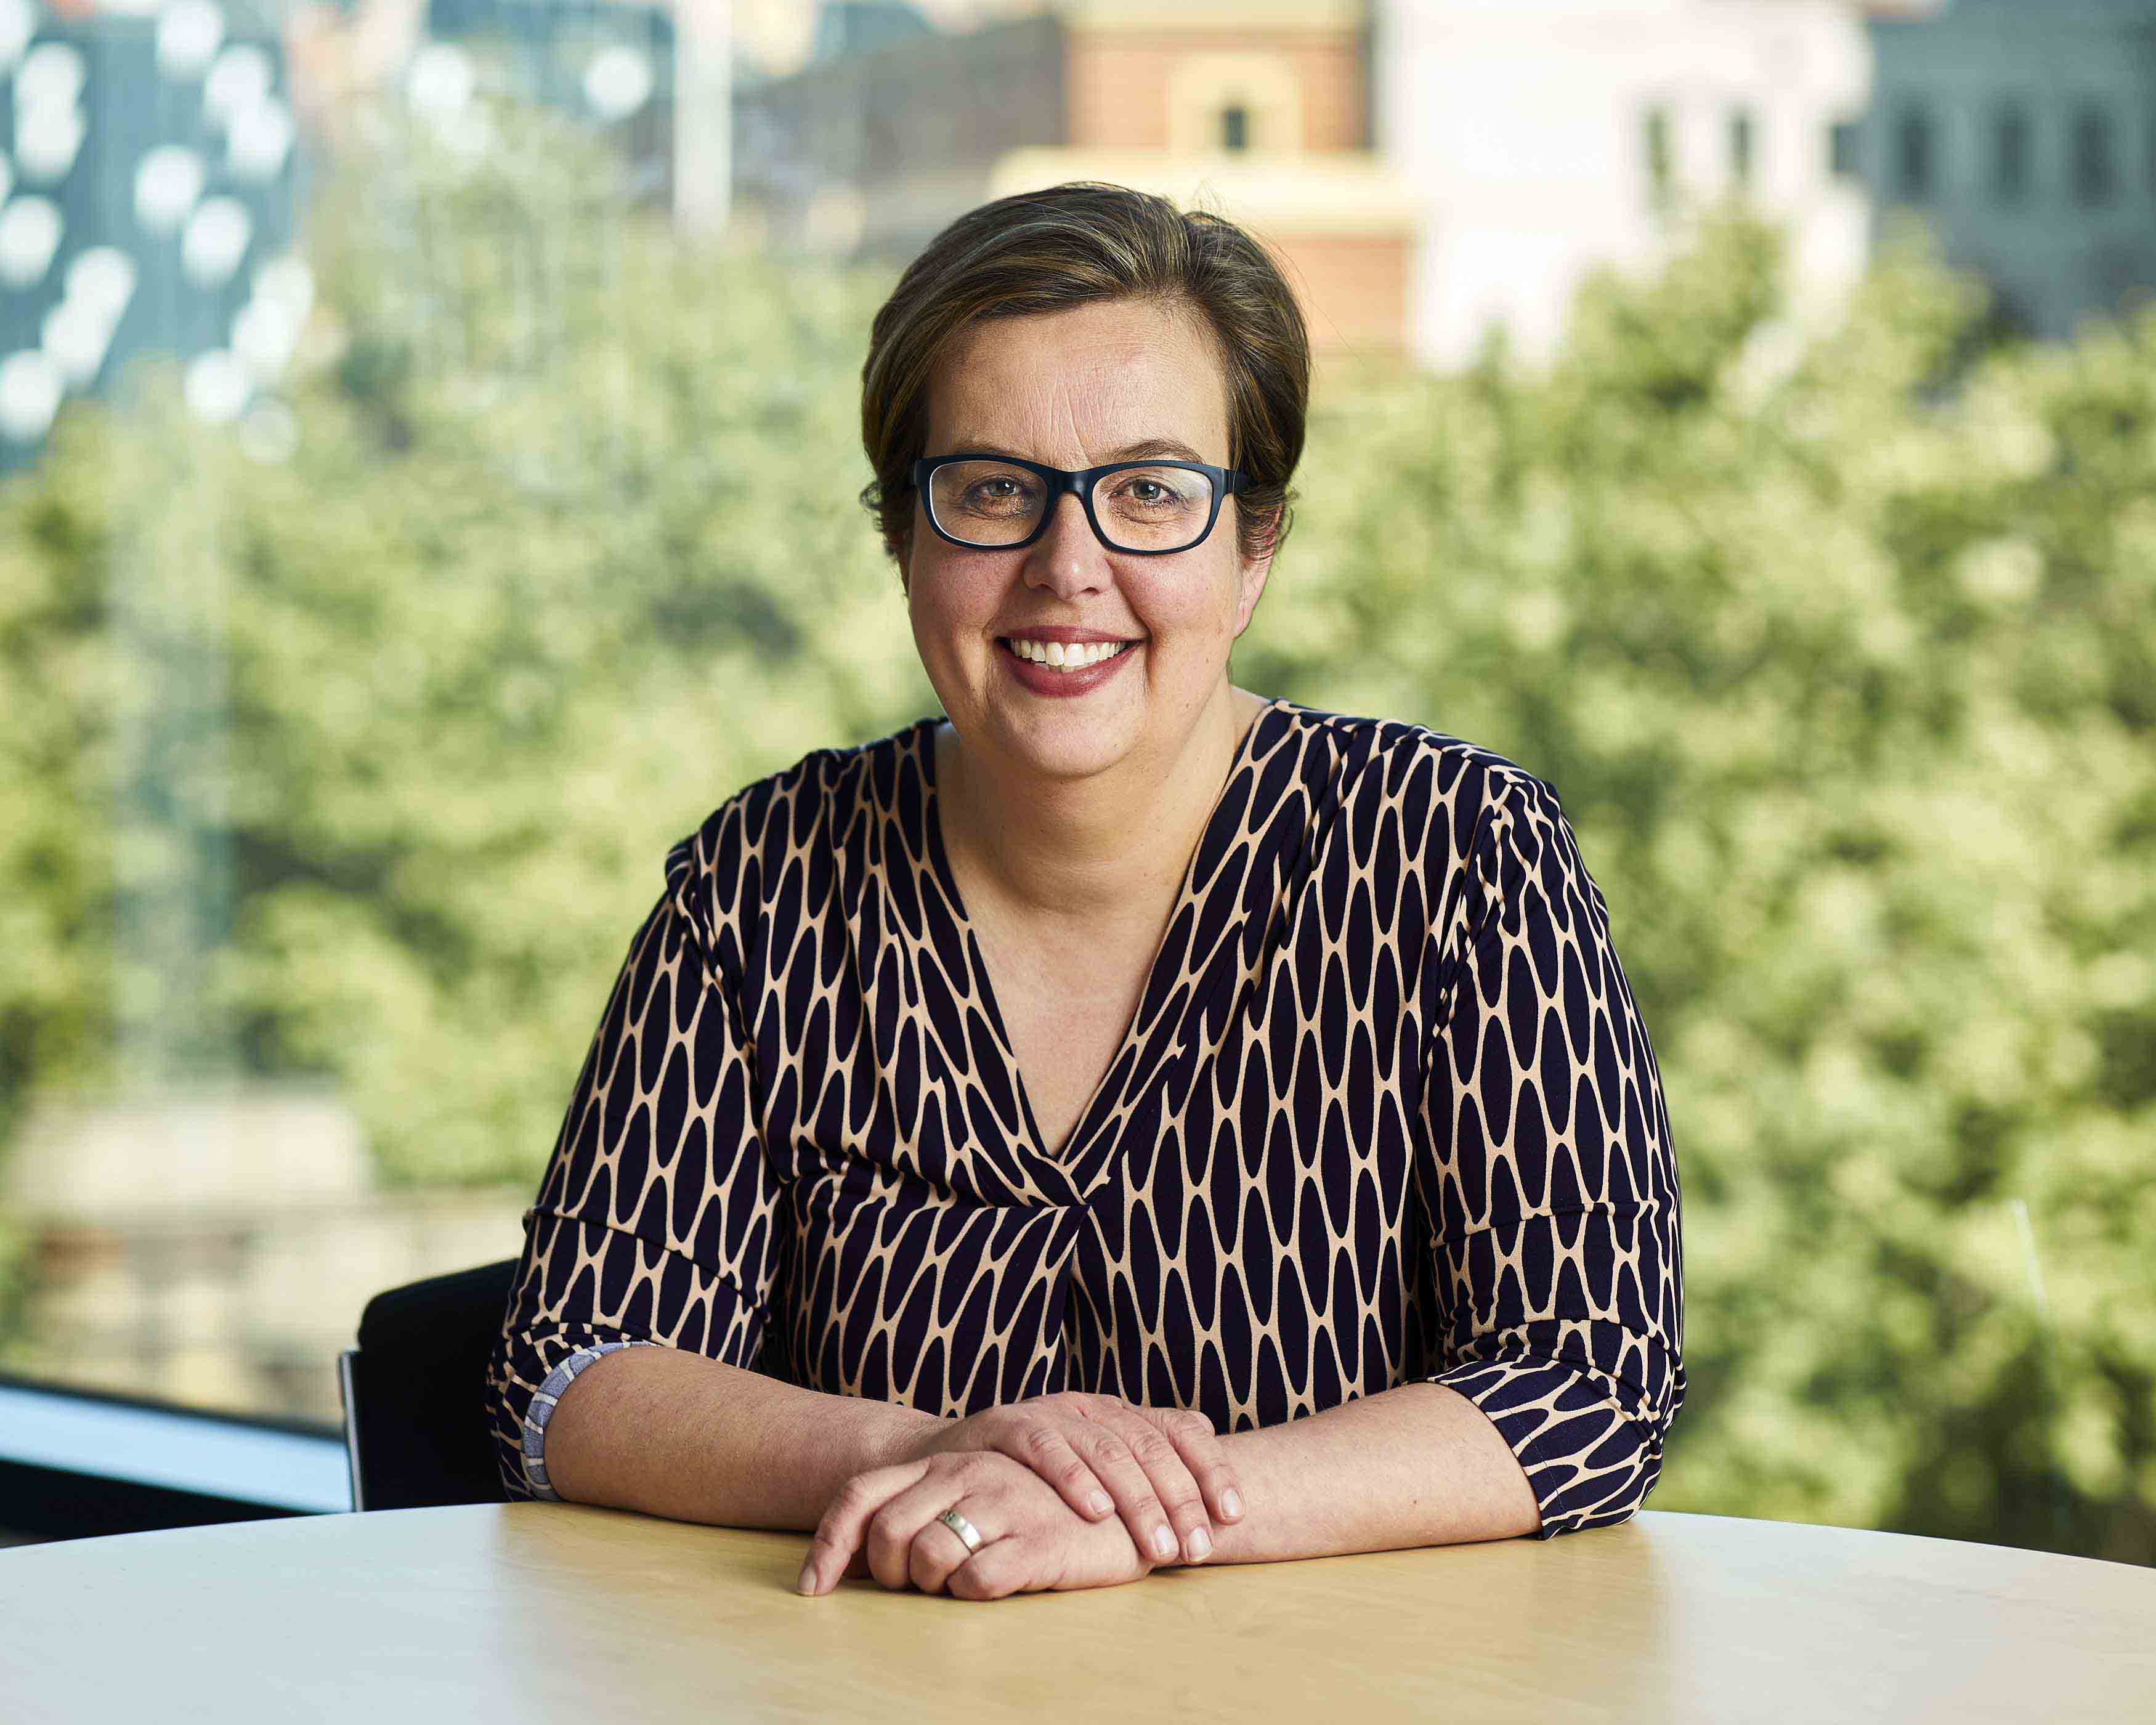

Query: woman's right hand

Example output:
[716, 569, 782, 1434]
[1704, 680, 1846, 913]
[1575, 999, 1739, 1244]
[894, 1391, 1244, 1567]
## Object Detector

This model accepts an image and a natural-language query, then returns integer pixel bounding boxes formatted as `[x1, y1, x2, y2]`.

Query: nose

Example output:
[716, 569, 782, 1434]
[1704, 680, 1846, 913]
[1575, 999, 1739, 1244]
[1025, 484, 1111, 590]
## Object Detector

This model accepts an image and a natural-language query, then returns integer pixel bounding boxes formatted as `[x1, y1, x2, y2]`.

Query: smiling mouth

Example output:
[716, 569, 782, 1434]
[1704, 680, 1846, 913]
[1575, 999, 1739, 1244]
[997, 637, 1141, 667]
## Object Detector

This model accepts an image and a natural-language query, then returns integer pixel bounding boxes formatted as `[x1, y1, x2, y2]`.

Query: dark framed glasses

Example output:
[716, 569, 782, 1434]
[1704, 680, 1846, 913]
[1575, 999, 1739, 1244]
[911, 453, 1249, 556]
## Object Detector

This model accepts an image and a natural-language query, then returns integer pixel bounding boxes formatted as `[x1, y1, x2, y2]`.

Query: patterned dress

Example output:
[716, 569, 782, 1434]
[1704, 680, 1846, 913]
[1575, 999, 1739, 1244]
[484, 696, 1685, 1538]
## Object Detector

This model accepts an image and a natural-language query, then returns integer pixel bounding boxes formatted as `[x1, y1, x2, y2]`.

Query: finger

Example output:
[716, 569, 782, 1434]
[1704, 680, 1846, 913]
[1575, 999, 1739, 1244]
[943, 1538, 1022, 1602]
[907, 1503, 991, 1597]
[1071, 1418, 1180, 1567]
[1100, 1405, 1215, 1564]
[853, 1463, 995, 1594]
[858, 1472, 992, 1596]
[800, 1463, 926, 1596]
[1152, 1406, 1245, 1526]
[998, 1421, 1117, 1523]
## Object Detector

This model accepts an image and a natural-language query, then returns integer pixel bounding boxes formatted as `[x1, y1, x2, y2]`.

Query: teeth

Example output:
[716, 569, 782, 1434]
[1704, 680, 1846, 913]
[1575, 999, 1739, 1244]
[1005, 638, 1131, 668]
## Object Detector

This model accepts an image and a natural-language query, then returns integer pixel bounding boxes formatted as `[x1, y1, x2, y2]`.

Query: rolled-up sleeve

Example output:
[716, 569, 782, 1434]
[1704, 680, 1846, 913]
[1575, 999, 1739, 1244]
[1412, 767, 1685, 1538]
[484, 815, 789, 1503]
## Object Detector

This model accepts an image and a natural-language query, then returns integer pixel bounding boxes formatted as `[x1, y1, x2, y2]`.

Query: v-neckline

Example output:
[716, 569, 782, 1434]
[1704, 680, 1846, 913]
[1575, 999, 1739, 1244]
[918, 696, 1284, 1173]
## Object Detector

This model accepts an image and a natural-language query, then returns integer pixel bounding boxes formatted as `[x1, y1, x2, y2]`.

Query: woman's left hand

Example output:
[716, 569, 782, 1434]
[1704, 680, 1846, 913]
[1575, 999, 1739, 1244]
[796, 1450, 1164, 1601]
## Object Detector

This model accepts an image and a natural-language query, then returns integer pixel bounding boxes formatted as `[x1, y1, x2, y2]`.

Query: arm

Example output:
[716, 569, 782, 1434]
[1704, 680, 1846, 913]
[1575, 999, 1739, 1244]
[539, 1340, 942, 1530]
[1199, 768, 1685, 1562]
[1181, 1380, 1542, 1562]
[485, 818, 945, 1527]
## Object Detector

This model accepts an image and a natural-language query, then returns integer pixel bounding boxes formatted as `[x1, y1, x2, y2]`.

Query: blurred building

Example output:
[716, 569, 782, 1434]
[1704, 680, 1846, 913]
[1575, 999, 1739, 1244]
[1376, 0, 1876, 371]
[286, 0, 698, 219]
[1858, 0, 2156, 339]
[423, 0, 679, 203]
[731, 0, 1421, 360]
[3, 1086, 528, 1424]
[732, 0, 1048, 84]
[0, 0, 310, 471]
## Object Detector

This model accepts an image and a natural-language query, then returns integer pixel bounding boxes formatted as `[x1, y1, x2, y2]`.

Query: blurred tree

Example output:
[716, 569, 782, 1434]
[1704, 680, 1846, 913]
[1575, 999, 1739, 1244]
[1, 101, 927, 1203]
[0, 104, 2149, 1564]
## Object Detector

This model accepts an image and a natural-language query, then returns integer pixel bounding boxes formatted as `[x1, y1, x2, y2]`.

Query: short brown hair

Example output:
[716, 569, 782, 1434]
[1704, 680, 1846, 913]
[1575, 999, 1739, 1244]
[859, 182, 1309, 589]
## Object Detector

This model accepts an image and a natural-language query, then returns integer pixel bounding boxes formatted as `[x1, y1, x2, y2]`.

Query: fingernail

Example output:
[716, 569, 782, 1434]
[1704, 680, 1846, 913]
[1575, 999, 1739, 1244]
[1186, 1527, 1211, 1561]
[1152, 1525, 1176, 1559]
[1089, 1492, 1112, 1516]
[1222, 1489, 1243, 1519]
[796, 1563, 816, 1594]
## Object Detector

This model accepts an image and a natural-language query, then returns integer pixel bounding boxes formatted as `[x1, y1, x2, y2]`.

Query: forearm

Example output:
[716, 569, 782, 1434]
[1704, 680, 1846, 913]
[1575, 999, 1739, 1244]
[1201, 1381, 1543, 1564]
[540, 1344, 946, 1531]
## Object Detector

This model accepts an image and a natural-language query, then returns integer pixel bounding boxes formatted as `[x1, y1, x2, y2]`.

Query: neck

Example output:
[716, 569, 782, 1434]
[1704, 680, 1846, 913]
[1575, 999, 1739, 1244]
[938, 684, 1262, 927]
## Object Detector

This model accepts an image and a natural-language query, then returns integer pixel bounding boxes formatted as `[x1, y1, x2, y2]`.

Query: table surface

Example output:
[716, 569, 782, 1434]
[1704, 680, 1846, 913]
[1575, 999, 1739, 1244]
[1, 1503, 2150, 1723]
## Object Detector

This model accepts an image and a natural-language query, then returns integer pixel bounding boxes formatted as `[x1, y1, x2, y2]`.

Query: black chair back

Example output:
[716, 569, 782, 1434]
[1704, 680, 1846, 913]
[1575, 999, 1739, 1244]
[339, 1257, 519, 1511]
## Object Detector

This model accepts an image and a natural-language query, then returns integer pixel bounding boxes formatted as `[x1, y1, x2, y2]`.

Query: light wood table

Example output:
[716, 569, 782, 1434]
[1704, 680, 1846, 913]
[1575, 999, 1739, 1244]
[1, 1503, 2149, 1721]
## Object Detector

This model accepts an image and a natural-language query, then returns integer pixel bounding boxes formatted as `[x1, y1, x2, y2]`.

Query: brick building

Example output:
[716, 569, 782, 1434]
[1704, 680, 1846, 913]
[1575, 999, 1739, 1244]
[732, 0, 1420, 362]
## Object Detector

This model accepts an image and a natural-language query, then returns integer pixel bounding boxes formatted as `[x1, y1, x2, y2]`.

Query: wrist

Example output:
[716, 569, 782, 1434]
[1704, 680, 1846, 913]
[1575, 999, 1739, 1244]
[864, 1401, 947, 1472]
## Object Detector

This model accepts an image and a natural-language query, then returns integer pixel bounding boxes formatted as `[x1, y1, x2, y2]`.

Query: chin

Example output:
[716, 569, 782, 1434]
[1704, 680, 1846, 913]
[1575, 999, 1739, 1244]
[997, 712, 1135, 776]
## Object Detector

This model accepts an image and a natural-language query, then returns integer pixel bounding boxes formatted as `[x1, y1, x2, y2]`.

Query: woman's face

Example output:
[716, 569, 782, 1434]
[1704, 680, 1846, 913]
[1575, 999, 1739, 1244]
[906, 295, 1273, 785]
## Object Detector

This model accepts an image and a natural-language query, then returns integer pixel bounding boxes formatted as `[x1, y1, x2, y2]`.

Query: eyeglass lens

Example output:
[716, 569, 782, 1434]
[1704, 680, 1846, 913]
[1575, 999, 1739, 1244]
[927, 460, 1218, 552]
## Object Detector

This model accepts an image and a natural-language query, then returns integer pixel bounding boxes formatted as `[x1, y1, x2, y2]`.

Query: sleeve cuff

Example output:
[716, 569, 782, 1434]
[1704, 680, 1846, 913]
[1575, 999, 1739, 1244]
[520, 1338, 665, 1501]
[1424, 1346, 1671, 1540]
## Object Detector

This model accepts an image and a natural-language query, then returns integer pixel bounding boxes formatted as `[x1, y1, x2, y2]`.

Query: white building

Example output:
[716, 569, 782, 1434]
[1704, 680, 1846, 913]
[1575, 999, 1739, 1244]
[1862, 0, 2156, 341]
[1376, 0, 1878, 370]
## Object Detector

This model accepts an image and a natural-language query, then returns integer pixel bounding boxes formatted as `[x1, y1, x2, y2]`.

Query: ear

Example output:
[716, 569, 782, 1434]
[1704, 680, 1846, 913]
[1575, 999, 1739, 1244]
[1231, 509, 1279, 638]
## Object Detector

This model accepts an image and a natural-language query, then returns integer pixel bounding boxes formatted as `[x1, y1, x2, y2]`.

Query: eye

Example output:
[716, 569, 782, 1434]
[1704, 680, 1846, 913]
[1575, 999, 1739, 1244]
[1109, 475, 1184, 509]
[960, 475, 1036, 509]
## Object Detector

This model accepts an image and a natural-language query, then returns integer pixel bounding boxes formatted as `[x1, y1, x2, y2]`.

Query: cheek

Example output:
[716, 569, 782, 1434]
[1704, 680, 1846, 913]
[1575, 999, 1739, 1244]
[1128, 556, 1242, 640]
[909, 553, 1002, 633]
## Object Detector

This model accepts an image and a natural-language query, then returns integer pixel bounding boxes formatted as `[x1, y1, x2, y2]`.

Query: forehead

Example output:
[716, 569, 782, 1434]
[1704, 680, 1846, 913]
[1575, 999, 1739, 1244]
[925, 296, 1231, 462]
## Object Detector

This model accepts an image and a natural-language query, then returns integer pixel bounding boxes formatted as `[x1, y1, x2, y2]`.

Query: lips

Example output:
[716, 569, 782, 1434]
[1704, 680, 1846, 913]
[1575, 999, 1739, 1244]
[994, 633, 1141, 694]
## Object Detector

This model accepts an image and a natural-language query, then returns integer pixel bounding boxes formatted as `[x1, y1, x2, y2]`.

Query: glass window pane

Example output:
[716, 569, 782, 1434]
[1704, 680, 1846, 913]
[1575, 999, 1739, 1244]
[1993, 101, 2030, 205]
[2073, 104, 2117, 206]
[0, 2, 719, 1434]
[1896, 101, 1936, 201]
[1643, 104, 1675, 206]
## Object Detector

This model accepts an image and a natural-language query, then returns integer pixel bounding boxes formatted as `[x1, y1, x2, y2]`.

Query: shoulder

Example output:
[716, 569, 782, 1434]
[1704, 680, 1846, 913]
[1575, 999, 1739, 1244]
[660, 718, 933, 976]
[1271, 699, 1562, 872]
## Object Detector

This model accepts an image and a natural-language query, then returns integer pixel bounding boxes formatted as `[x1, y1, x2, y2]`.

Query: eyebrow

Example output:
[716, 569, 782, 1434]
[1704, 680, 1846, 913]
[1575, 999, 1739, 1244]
[953, 437, 1215, 466]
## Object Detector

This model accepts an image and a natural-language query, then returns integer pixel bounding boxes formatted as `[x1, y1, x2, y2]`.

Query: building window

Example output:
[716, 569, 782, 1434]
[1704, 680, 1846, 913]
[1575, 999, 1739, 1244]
[1828, 118, 1862, 179]
[1992, 100, 2030, 205]
[1165, 54, 1299, 156]
[1895, 102, 1936, 201]
[1644, 105, 1674, 203]
[2072, 104, 2117, 206]
[1730, 107, 1756, 189]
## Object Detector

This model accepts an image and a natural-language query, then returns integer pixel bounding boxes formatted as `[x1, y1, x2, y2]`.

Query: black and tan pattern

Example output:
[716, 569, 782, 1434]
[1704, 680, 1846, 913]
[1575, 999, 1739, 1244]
[485, 696, 1685, 1537]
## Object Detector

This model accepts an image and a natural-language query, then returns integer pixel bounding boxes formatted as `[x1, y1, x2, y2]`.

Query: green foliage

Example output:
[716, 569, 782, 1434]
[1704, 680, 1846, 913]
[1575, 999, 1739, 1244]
[0, 112, 2148, 1561]
[0, 107, 930, 1195]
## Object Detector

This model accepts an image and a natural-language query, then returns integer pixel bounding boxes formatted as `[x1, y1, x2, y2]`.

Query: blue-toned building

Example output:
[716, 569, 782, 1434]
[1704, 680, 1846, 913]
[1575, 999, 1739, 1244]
[424, 0, 676, 205]
[1860, 0, 2156, 338]
[0, 0, 307, 473]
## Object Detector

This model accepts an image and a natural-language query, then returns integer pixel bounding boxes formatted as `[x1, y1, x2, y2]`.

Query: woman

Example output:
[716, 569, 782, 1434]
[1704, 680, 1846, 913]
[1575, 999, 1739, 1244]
[484, 184, 1685, 1603]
